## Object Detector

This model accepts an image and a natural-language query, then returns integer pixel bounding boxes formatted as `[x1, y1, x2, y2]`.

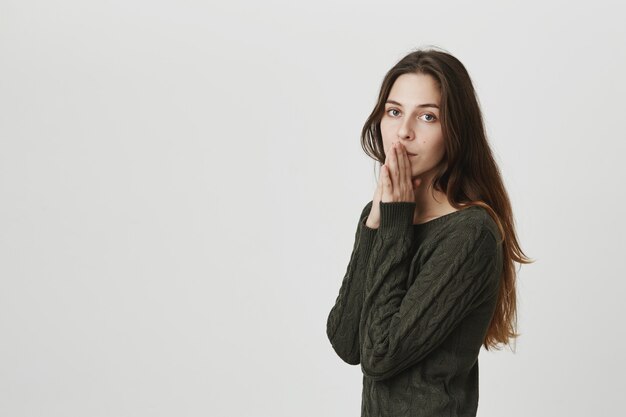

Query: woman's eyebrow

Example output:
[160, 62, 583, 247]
[385, 99, 439, 109]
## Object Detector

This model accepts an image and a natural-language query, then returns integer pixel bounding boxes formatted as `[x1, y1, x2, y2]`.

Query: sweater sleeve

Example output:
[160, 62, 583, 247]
[326, 200, 379, 365]
[359, 201, 500, 381]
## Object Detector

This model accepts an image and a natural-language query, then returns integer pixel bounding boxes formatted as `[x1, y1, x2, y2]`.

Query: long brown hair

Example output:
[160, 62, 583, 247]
[361, 46, 534, 351]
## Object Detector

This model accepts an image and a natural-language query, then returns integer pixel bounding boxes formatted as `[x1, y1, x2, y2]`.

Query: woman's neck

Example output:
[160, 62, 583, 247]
[411, 176, 457, 224]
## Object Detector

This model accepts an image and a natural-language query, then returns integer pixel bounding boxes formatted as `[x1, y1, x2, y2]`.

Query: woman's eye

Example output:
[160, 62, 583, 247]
[386, 109, 437, 122]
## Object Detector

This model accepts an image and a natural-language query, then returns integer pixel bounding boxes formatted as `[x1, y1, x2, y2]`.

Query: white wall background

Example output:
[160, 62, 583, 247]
[1, 1, 624, 416]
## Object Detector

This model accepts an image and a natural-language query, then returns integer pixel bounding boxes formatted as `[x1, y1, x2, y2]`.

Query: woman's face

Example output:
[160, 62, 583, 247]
[380, 72, 445, 181]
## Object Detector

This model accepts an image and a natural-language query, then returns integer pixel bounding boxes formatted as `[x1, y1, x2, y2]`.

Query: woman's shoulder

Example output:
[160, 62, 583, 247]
[421, 204, 501, 245]
[357, 200, 501, 243]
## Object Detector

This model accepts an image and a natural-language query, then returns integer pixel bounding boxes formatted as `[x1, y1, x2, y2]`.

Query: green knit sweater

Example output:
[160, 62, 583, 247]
[326, 200, 503, 417]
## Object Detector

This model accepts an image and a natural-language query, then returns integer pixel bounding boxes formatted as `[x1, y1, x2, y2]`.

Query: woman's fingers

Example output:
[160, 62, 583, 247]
[396, 143, 407, 190]
[379, 152, 391, 203]
[400, 144, 412, 190]
[393, 142, 417, 201]
[375, 166, 383, 200]
[381, 165, 393, 202]
[383, 142, 415, 202]
[388, 143, 399, 191]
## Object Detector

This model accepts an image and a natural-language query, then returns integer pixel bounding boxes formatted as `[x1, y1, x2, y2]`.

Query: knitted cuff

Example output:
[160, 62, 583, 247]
[379, 201, 416, 236]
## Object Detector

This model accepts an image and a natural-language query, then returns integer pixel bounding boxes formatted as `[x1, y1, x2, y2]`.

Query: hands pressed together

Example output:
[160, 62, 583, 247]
[365, 142, 423, 229]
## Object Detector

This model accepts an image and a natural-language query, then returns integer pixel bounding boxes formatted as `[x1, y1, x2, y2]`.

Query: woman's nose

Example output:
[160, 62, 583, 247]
[397, 124, 415, 140]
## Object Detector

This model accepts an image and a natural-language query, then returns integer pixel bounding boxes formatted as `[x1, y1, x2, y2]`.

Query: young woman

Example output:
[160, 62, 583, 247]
[326, 47, 533, 417]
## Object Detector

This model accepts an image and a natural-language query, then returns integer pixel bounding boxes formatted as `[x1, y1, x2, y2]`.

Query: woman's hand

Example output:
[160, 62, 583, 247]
[365, 142, 422, 229]
[381, 142, 421, 203]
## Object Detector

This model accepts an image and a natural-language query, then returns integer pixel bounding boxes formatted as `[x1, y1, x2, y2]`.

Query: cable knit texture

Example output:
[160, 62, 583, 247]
[327, 200, 503, 417]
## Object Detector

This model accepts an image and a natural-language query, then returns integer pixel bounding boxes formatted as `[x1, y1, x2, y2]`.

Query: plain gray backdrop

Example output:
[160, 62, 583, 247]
[1, 0, 625, 416]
